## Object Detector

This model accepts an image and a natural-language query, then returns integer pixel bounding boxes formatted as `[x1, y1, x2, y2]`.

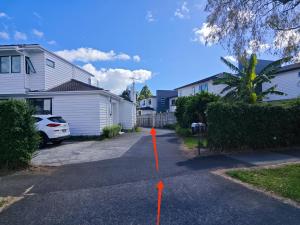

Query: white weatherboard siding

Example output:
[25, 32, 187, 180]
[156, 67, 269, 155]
[263, 70, 300, 101]
[177, 80, 226, 97]
[51, 94, 101, 136]
[99, 96, 119, 132]
[0, 51, 26, 94]
[119, 100, 136, 129]
[44, 52, 91, 90]
[27, 52, 45, 91]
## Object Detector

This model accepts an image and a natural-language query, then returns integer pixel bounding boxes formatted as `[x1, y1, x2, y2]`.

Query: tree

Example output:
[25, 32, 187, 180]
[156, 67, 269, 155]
[138, 85, 152, 101]
[121, 88, 131, 101]
[213, 54, 291, 103]
[175, 92, 220, 128]
[203, 0, 300, 58]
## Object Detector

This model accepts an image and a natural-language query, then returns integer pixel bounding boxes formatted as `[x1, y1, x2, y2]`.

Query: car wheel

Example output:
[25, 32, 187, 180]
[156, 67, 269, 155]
[39, 132, 48, 148]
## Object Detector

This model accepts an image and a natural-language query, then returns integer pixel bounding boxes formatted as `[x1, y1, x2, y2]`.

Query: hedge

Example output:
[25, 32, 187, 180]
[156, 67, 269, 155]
[207, 102, 300, 150]
[103, 125, 121, 138]
[0, 100, 39, 169]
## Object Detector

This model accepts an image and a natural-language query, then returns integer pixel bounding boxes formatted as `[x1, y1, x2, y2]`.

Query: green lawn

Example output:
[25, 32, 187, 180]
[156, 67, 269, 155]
[183, 136, 207, 149]
[226, 164, 300, 202]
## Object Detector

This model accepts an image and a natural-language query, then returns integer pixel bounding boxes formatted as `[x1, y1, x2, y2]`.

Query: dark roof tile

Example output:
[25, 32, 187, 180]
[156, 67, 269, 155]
[47, 79, 103, 92]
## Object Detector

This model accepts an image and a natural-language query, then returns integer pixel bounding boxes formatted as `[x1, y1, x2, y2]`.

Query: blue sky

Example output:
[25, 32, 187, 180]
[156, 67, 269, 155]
[0, 0, 274, 94]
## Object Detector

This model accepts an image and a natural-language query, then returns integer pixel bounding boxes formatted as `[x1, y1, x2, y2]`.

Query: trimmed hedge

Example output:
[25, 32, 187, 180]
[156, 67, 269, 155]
[103, 125, 121, 138]
[207, 102, 300, 150]
[0, 100, 39, 169]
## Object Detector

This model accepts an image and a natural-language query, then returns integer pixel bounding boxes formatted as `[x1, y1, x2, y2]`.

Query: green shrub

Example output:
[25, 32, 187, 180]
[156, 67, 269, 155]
[175, 92, 219, 128]
[0, 100, 39, 169]
[102, 125, 121, 138]
[175, 125, 192, 137]
[163, 123, 176, 130]
[207, 102, 300, 150]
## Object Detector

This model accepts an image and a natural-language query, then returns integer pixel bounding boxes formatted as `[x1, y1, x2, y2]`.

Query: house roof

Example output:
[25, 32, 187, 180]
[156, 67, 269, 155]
[276, 62, 300, 74]
[138, 106, 155, 111]
[175, 73, 223, 90]
[47, 79, 104, 92]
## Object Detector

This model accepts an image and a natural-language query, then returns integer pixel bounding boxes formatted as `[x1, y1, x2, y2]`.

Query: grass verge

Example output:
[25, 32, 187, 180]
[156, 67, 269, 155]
[226, 164, 300, 203]
[183, 136, 207, 149]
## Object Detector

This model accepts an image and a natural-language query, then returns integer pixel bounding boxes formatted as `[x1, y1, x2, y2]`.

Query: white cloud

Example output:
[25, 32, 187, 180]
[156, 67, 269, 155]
[32, 29, 44, 38]
[55, 48, 132, 63]
[0, 12, 9, 18]
[0, 31, 9, 40]
[14, 31, 27, 41]
[146, 11, 155, 22]
[174, 2, 190, 19]
[193, 23, 221, 46]
[133, 55, 141, 62]
[47, 40, 57, 45]
[224, 55, 237, 63]
[82, 64, 152, 94]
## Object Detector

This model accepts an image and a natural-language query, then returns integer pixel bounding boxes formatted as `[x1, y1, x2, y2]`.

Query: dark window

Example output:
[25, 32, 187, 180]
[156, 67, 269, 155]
[33, 117, 42, 123]
[11, 56, 21, 73]
[46, 59, 55, 68]
[0, 56, 10, 73]
[25, 56, 36, 74]
[161, 97, 165, 104]
[171, 99, 176, 106]
[148, 99, 152, 105]
[27, 98, 52, 115]
[48, 116, 66, 123]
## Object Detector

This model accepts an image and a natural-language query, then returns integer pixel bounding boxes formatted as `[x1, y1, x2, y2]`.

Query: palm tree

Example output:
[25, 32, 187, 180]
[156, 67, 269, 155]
[213, 54, 291, 103]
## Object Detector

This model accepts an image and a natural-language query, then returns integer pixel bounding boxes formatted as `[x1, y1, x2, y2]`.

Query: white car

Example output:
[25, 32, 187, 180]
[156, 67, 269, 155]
[33, 115, 70, 147]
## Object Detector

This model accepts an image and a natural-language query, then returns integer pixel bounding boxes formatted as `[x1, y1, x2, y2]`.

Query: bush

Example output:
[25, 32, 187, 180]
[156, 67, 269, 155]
[103, 125, 121, 138]
[163, 123, 176, 130]
[175, 125, 192, 137]
[207, 102, 300, 150]
[0, 100, 39, 169]
[175, 92, 219, 128]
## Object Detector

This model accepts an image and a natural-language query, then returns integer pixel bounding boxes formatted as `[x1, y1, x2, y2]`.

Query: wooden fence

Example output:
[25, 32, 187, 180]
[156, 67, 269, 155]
[137, 112, 177, 128]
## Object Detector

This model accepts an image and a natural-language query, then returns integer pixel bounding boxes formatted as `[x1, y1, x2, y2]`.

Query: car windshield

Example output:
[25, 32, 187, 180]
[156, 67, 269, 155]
[48, 116, 66, 123]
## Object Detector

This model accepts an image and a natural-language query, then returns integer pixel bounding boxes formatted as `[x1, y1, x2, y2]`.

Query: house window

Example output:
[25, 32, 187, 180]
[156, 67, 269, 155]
[25, 56, 36, 74]
[171, 99, 176, 106]
[27, 98, 52, 115]
[148, 99, 152, 105]
[46, 59, 55, 68]
[199, 83, 208, 92]
[298, 72, 300, 77]
[0, 56, 10, 73]
[11, 56, 21, 73]
[178, 90, 182, 97]
[161, 97, 165, 104]
[192, 87, 196, 95]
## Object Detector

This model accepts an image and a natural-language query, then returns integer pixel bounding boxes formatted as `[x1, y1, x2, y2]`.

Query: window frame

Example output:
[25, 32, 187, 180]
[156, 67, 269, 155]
[46, 59, 55, 68]
[27, 98, 52, 115]
[11, 55, 21, 73]
[0, 56, 10, 74]
[25, 56, 36, 74]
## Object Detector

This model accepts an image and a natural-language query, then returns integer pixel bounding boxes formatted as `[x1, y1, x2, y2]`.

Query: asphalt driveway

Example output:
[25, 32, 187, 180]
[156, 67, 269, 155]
[0, 129, 299, 225]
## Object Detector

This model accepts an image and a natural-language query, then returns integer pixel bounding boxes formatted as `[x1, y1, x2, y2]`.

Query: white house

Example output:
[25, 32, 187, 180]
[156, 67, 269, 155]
[168, 96, 177, 112]
[137, 96, 157, 115]
[175, 73, 226, 97]
[0, 44, 136, 136]
[175, 64, 300, 101]
[263, 63, 300, 101]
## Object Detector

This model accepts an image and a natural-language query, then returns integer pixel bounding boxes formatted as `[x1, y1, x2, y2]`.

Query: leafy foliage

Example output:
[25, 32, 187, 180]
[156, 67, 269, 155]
[175, 92, 220, 128]
[0, 100, 39, 169]
[207, 101, 300, 150]
[121, 88, 131, 101]
[213, 54, 291, 103]
[138, 85, 152, 101]
[102, 125, 121, 138]
[204, 0, 300, 58]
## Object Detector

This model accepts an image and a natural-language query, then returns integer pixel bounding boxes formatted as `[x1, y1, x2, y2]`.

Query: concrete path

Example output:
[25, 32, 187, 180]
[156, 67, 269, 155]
[228, 151, 300, 166]
[31, 131, 147, 166]
[1, 130, 299, 225]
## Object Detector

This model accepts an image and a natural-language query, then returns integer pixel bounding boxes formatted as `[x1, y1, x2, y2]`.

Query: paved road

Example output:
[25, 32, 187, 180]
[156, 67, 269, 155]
[0, 130, 299, 225]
